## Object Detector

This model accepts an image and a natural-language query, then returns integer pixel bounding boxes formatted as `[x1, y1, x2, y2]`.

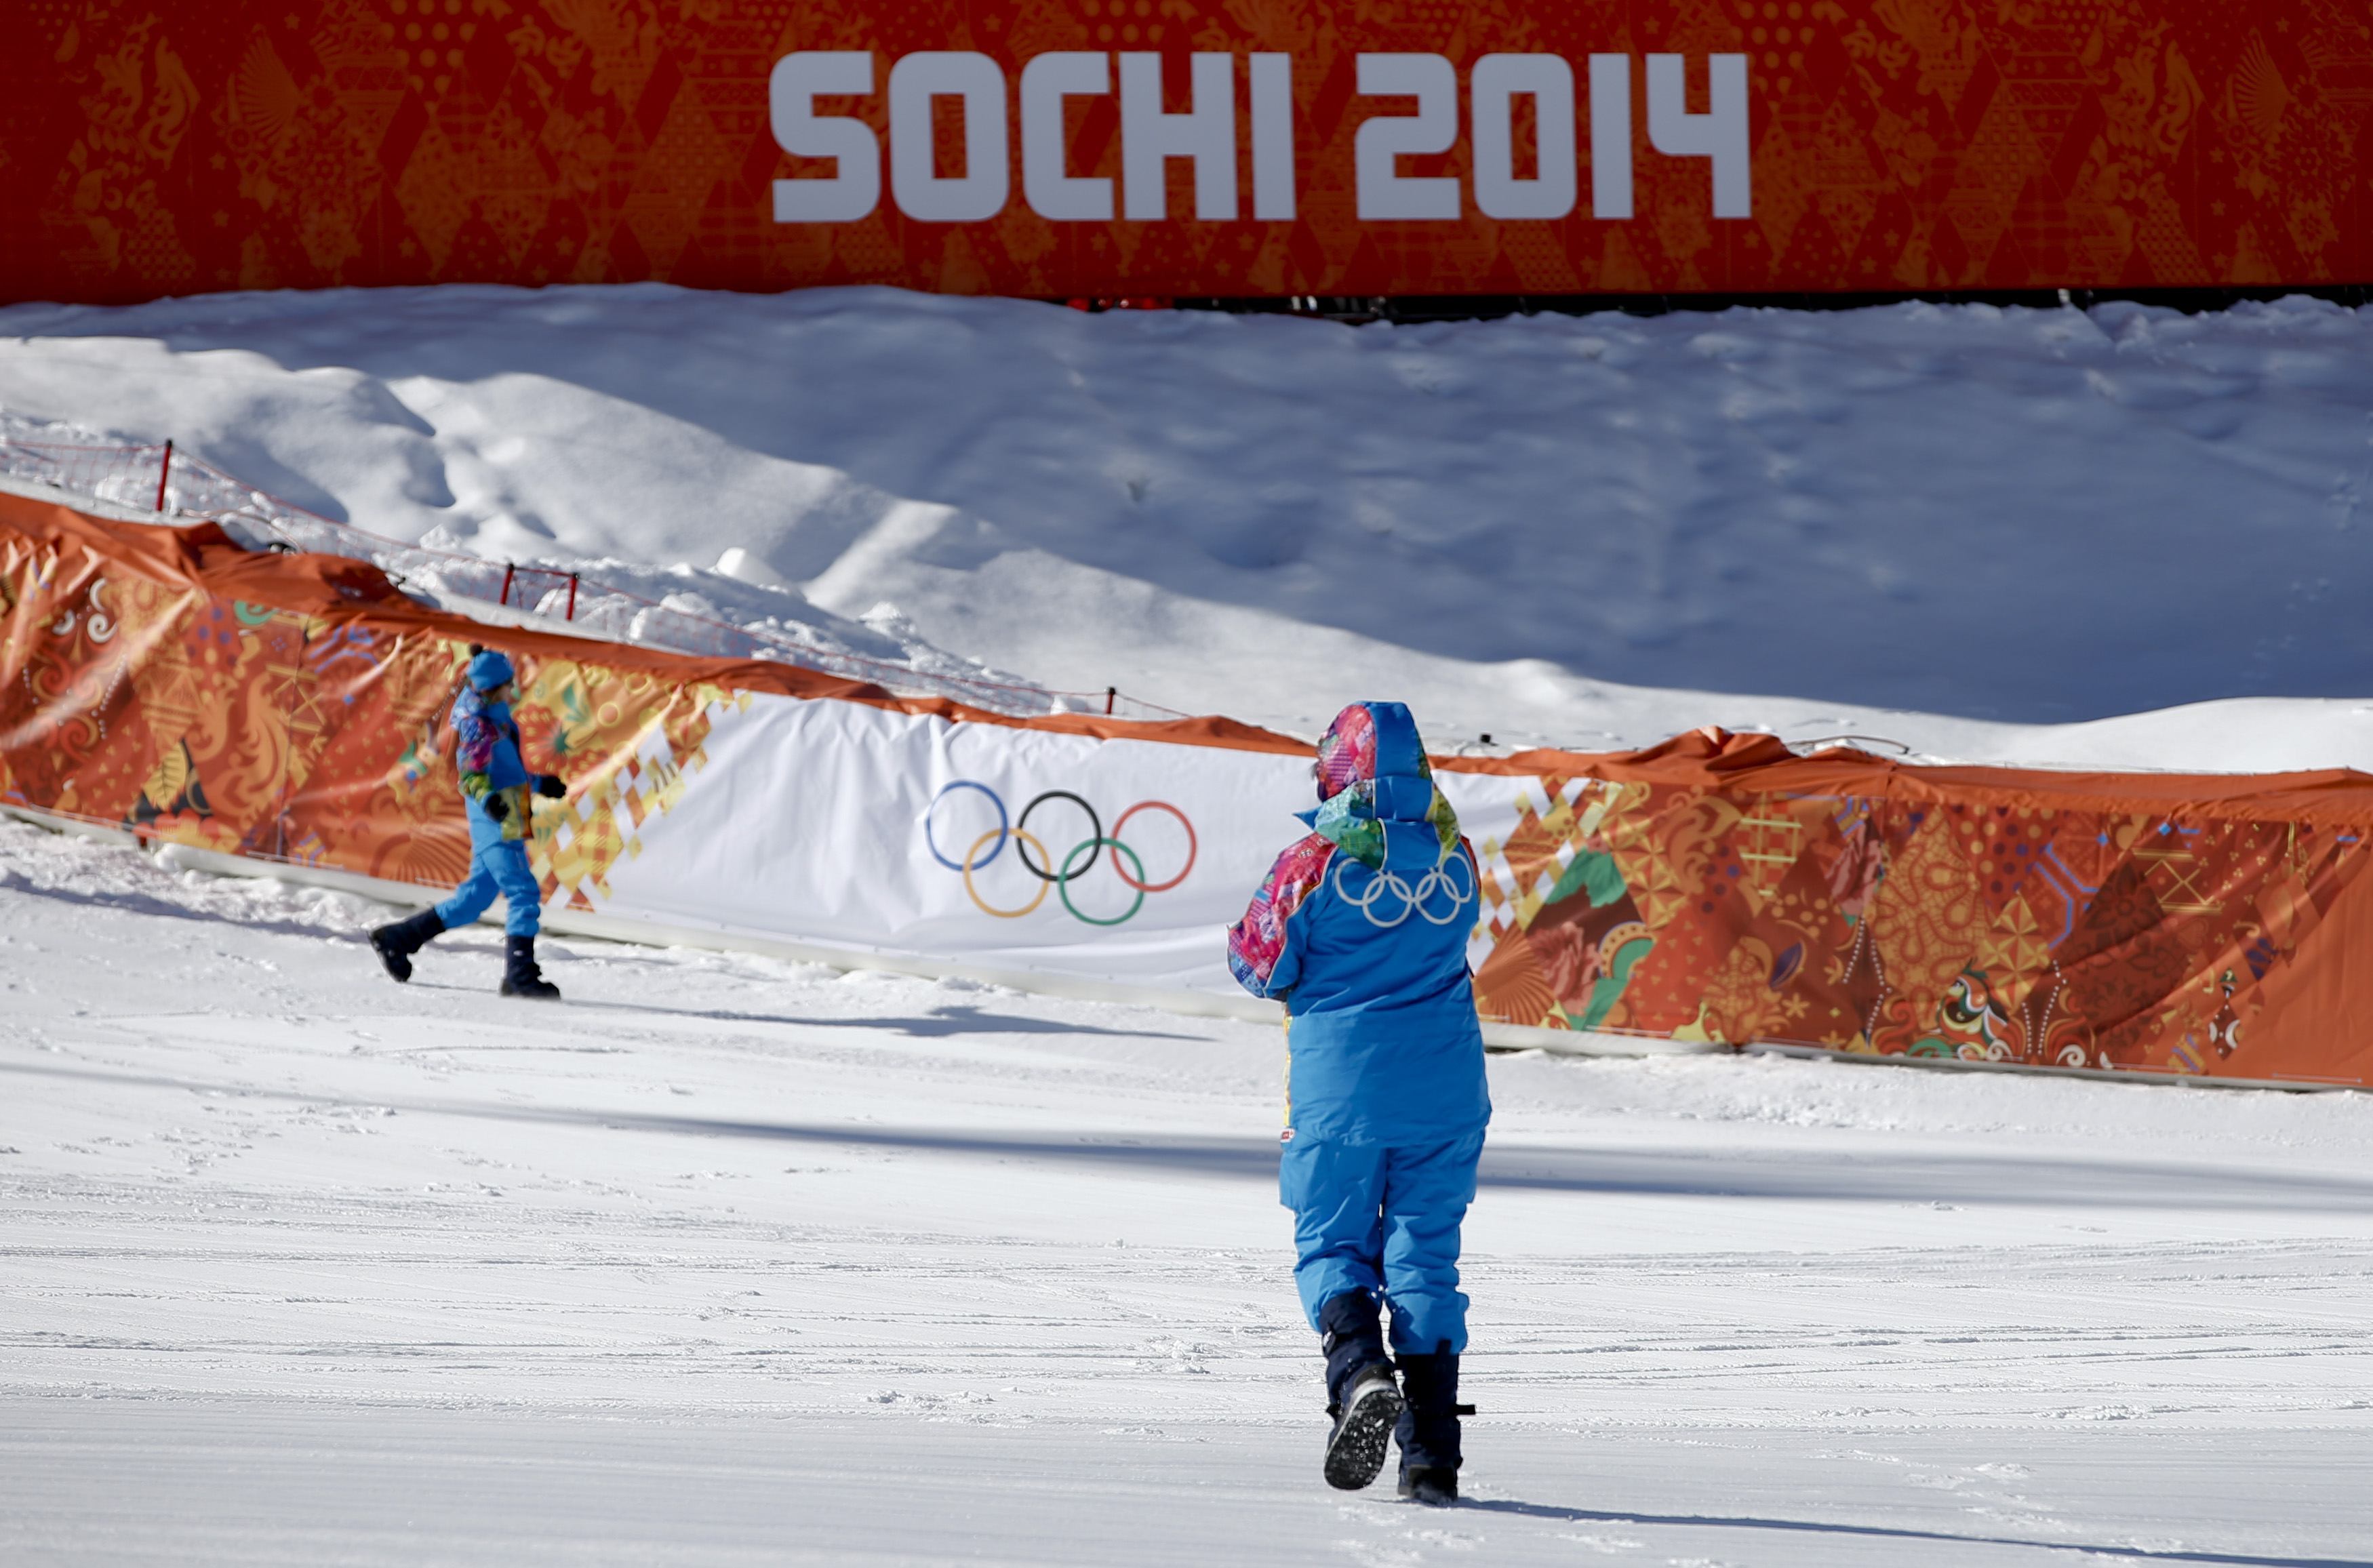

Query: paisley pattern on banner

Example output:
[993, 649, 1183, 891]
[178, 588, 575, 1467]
[1455, 744, 2373, 1081]
[0, 508, 728, 914]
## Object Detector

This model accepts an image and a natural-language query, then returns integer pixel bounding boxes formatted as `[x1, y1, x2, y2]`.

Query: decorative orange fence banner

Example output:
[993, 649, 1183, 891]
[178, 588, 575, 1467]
[1441, 736, 2373, 1086]
[8, 487, 2373, 1089]
[6, 1, 2371, 305]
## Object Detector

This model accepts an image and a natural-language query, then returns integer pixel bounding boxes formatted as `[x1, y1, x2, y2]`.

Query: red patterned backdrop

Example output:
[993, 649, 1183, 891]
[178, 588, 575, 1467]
[9, 489, 2373, 1087]
[5, 1, 2372, 304]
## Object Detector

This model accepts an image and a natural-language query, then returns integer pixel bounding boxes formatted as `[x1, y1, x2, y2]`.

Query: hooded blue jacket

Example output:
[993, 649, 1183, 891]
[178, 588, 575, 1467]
[452, 682, 534, 851]
[1228, 702, 1490, 1146]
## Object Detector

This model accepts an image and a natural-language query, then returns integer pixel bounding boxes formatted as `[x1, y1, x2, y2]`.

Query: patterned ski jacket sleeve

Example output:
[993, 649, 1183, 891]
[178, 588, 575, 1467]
[1227, 833, 1336, 999]
[450, 685, 534, 843]
[454, 693, 502, 801]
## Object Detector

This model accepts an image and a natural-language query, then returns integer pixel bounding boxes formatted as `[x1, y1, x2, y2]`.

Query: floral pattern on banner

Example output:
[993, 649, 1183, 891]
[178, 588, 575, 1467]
[1467, 776, 2373, 1082]
[11, 504, 2373, 1091]
[0, 523, 727, 914]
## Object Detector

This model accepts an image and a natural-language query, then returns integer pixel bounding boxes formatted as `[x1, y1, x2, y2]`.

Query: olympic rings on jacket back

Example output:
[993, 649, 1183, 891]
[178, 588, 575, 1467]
[924, 780, 1198, 923]
[1329, 846, 1477, 929]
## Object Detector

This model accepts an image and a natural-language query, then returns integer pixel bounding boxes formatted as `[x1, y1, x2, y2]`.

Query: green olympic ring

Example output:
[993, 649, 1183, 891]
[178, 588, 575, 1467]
[1058, 836, 1146, 927]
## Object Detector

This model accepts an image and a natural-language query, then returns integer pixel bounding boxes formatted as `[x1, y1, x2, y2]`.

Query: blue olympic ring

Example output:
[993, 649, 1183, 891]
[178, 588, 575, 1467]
[925, 779, 1008, 872]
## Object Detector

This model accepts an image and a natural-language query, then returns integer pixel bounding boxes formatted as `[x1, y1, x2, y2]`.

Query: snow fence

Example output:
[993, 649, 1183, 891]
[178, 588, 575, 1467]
[5, 488, 2372, 1089]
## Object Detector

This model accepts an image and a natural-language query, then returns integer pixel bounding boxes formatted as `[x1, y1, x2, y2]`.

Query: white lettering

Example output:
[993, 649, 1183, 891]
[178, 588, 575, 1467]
[889, 52, 1009, 222]
[1471, 54, 1574, 221]
[1250, 54, 1296, 221]
[772, 49, 1747, 232]
[1119, 53, 1237, 220]
[1646, 54, 1750, 218]
[770, 52, 879, 223]
[1355, 54, 1459, 220]
[1588, 54, 1633, 220]
[1020, 52, 1112, 221]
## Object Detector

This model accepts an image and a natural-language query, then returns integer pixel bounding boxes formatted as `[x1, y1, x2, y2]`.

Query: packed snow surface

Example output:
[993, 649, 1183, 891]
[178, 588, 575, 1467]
[6, 287, 2373, 765]
[7, 285, 2373, 1560]
[4, 820, 2372, 1565]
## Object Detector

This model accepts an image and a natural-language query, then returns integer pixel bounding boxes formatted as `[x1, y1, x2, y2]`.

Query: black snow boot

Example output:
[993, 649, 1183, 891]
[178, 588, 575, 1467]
[1318, 1290, 1401, 1491]
[368, 908, 445, 983]
[499, 934, 561, 1000]
[1394, 1343, 1467, 1506]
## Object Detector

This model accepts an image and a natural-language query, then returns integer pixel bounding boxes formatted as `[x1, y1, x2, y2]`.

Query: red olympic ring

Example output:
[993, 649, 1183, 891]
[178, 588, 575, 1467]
[1109, 800, 1197, 893]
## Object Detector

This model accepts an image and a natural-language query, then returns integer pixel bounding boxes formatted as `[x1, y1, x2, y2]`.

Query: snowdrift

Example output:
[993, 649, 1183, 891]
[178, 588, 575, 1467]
[16, 285, 2373, 762]
[5, 488, 2370, 1088]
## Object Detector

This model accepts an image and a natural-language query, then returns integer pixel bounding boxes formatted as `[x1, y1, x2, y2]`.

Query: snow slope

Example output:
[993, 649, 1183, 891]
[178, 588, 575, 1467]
[4, 820, 2372, 1565]
[6, 287, 2373, 765]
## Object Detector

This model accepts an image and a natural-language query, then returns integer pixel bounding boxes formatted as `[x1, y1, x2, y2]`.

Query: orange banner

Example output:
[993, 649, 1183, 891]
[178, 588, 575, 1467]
[1451, 732, 2373, 1085]
[5, 1, 2369, 304]
[8, 489, 2373, 1089]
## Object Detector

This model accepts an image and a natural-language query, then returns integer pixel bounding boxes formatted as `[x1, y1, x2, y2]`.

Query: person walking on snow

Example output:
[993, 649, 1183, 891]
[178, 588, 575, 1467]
[369, 647, 567, 999]
[1227, 701, 1490, 1506]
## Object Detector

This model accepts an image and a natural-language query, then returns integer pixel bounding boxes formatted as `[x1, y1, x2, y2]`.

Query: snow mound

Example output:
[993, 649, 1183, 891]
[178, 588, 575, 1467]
[0, 403, 1066, 715]
[5, 285, 2373, 761]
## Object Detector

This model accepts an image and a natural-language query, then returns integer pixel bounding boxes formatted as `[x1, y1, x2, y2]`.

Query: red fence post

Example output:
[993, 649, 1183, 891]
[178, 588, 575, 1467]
[1105, 686, 1116, 715]
[153, 441, 172, 513]
[566, 573, 578, 621]
[498, 563, 515, 607]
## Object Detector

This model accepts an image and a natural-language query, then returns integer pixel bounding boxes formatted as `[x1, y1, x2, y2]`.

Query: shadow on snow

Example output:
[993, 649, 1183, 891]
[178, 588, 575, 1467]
[7, 1058, 2373, 1214]
[1460, 1498, 2372, 1568]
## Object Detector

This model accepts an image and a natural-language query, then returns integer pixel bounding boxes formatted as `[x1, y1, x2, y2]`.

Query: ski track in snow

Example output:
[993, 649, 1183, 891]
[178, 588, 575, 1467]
[2, 817, 2370, 1565]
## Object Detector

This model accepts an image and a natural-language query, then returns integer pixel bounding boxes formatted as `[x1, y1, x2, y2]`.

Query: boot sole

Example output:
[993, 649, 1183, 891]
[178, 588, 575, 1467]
[368, 938, 412, 984]
[1323, 1383, 1403, 1491]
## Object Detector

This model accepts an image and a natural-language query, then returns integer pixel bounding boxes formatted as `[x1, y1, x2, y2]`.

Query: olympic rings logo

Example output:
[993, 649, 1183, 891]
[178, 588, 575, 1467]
[1330, 849, 1476, 929]
[924, 780, 1198, 926]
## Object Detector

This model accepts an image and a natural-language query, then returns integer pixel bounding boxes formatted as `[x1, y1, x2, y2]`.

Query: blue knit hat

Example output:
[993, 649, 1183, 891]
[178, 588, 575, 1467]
[466, 649, 515, 691]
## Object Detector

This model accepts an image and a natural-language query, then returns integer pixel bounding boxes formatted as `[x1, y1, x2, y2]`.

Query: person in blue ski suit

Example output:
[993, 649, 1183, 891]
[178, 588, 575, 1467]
[369, 647, 567, 999]
[1228, 700, 1490, 1506]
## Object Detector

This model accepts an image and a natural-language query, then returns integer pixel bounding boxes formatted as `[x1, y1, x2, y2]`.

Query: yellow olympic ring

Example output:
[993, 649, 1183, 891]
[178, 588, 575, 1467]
[962, 827, 1051, 919]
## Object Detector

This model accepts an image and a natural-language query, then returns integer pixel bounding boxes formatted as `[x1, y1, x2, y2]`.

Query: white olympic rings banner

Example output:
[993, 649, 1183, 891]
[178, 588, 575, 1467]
[571, 689, 1526, 997]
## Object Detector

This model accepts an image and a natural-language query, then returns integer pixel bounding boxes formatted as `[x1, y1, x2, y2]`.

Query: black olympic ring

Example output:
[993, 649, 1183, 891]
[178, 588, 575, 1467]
[1016, 790, 1101, 883]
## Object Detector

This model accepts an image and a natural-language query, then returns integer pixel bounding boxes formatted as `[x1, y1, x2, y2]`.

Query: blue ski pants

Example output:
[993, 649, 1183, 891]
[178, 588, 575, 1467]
[434, 839, 543, 937]
[1280, 1130, 1483, 1355]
